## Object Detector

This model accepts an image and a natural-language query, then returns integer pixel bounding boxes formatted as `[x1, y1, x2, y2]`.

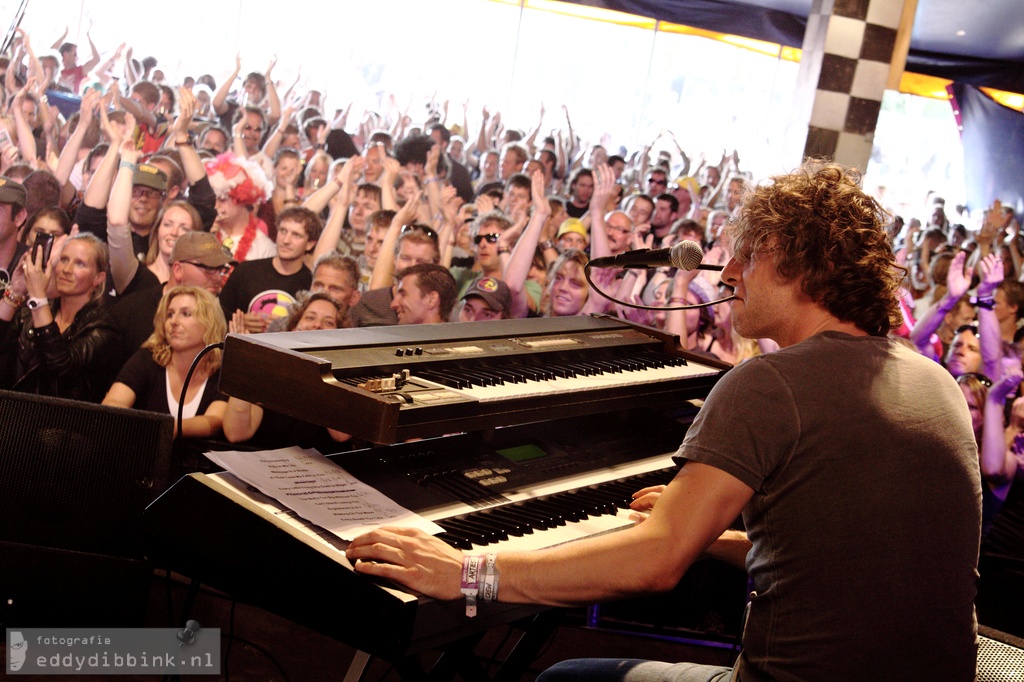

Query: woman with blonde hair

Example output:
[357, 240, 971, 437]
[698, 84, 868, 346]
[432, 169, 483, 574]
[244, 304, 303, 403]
[104, 285, 227, 438]
[0, 232, 122, 401]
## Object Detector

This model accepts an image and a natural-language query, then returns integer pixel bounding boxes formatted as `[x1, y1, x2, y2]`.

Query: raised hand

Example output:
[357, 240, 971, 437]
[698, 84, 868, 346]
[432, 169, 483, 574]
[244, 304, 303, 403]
[990, 360, 1024, 405]
[945, 250, 973, 299]
[23, 245, 52, 300]
[530, 168, 549, 215]
[395, 188, 423, 226]
[425, 141, 441, 176]
[977, 252, 1004, 297]
[173, 87, 196, 137]
[79, 88, 100, 123]
[591, 163, 616, 207]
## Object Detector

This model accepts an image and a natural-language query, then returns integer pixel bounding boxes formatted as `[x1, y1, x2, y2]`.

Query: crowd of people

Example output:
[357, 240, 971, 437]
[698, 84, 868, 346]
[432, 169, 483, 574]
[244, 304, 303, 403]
[0, 24, 1020, 656]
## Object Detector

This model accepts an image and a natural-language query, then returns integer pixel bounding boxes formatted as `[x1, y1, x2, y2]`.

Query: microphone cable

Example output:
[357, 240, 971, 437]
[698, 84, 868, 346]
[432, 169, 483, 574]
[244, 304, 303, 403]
[583, 262, 736, 312]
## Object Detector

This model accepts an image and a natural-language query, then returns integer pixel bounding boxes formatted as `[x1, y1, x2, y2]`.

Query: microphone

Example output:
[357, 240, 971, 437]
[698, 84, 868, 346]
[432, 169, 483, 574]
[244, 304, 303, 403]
[588, 240, 722, 271]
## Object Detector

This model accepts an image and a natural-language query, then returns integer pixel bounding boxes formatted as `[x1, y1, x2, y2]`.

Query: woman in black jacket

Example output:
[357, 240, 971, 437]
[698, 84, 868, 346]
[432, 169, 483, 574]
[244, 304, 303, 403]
[0, 233, 123, 402]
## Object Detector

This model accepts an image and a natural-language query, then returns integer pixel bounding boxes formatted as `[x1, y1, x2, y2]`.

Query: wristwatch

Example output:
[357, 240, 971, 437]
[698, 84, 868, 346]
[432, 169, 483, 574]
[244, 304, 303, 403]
[27, 296, 49, 310]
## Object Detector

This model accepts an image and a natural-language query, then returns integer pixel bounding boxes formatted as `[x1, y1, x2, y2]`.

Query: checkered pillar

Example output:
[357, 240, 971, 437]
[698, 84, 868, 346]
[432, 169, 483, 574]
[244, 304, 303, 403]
[784, 0, 911, 171]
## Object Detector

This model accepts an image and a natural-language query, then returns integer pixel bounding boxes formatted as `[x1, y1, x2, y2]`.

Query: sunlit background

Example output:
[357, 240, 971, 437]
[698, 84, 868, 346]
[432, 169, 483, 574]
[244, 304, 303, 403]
[2, 0, 970, 221]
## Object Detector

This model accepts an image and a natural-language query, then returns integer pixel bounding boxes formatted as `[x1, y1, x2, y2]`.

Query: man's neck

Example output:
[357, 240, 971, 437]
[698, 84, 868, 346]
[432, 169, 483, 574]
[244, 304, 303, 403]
[219, 215, 249, 238]
[1001, 315, 1017, 342]
[131, 221, 151, 237]
[273, 255, 305, 276]
[777, 313, 869, 348]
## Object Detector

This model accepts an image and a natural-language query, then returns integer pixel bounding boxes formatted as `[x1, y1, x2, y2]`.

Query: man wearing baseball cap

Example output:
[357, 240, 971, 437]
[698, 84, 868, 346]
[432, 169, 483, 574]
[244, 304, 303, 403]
[555, 217, 589, 252]
[0, 178, 28, 290]
[457, 276, 512, 322]
[125, 163, 169, 259]
[111, 231, 231, 352]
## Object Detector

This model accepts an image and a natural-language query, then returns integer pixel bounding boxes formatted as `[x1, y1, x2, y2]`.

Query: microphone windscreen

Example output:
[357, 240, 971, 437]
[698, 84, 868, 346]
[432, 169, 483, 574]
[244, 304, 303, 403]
[670, 240, 705, 270]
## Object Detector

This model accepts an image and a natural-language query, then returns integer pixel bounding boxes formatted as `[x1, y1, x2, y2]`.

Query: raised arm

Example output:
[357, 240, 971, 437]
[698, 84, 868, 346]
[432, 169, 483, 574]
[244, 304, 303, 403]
[114, 83, 156, 130]
[976, 253, 1004, 380]
[263, 56, 281, 127]
[50, 25, 68, 50]
[83, 100, 124, 210]
[982, 368, 1023, 486]
[524, 102, 545, 155]
[311, 156, 364, 263]
[171, 87, 206, 185]
[212, 54, 242, 116]
[503, 169, 550, 319]
[55, 88, 99, 187]
[423, 141, 443, 222]
[80, 27, 102, 74]
[665, 258, 702, 346]
[437, 186, 462, 269]
[230, 113, 247, 157]
[588, 163, 615, 260]
[302, 159, 353, 215]
[20, 32, 46, 91]
[93, 43, 125, 90]
[123, 46, 139, 85]
[261, 105, 294, 160]
[909, 250, 971, 359]
[378, 155, 400, 212]
[474, 105, 491, 156]
[107, 123, 142, 294]
[561, 105, 577, 170]
[5, 43, 22, 98]
[370, 188, 421, 291]
[11, 80, 39, 164]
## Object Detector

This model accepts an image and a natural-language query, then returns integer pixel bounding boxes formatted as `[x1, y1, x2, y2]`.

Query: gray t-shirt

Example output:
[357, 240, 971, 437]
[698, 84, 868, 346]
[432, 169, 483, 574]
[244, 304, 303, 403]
[681, 332, 980, 682]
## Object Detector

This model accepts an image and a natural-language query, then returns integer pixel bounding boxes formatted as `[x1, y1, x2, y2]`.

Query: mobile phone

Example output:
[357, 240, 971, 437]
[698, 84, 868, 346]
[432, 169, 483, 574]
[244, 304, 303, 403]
[0, 127, 12, 152]
[32, 232, 54, 264]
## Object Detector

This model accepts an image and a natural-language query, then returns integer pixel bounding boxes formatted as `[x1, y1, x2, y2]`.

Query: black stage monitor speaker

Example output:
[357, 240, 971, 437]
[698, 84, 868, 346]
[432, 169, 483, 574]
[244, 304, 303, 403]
[0, 390, 173, 626]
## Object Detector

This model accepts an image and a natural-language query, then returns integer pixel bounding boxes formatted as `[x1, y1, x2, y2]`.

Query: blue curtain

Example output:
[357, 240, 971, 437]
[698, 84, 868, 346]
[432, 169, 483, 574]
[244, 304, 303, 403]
[949, 83, 1024, 219]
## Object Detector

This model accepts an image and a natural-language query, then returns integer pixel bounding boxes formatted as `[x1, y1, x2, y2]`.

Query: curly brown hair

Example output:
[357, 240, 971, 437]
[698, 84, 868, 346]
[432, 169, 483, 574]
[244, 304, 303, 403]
[729, 161, 905, 336]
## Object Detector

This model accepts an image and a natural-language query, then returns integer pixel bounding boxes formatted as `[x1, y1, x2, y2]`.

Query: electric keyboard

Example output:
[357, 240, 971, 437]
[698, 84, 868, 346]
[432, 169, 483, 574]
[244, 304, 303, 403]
[146, 411, 695, 660]
[218, 316, 729, 443]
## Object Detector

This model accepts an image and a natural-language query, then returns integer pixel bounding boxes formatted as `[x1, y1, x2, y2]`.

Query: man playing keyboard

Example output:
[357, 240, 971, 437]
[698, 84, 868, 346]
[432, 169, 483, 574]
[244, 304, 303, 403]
[347, 161, 981, 682]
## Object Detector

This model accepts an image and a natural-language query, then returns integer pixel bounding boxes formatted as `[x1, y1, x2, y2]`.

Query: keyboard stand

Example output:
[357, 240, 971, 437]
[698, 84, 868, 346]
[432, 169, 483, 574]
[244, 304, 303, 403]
[340, 611, 563, 682]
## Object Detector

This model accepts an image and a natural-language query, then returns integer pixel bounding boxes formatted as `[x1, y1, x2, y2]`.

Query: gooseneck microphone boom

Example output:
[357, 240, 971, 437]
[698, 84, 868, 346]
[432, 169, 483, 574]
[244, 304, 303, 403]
[588, 240, 723, 271]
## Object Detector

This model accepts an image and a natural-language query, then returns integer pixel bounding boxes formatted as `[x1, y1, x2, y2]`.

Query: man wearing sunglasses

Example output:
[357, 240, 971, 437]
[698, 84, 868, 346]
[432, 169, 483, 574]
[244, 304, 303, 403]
[644, 168, 669, 197]
[450, 211, 512, 300]
[111, 231, 231, 353]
